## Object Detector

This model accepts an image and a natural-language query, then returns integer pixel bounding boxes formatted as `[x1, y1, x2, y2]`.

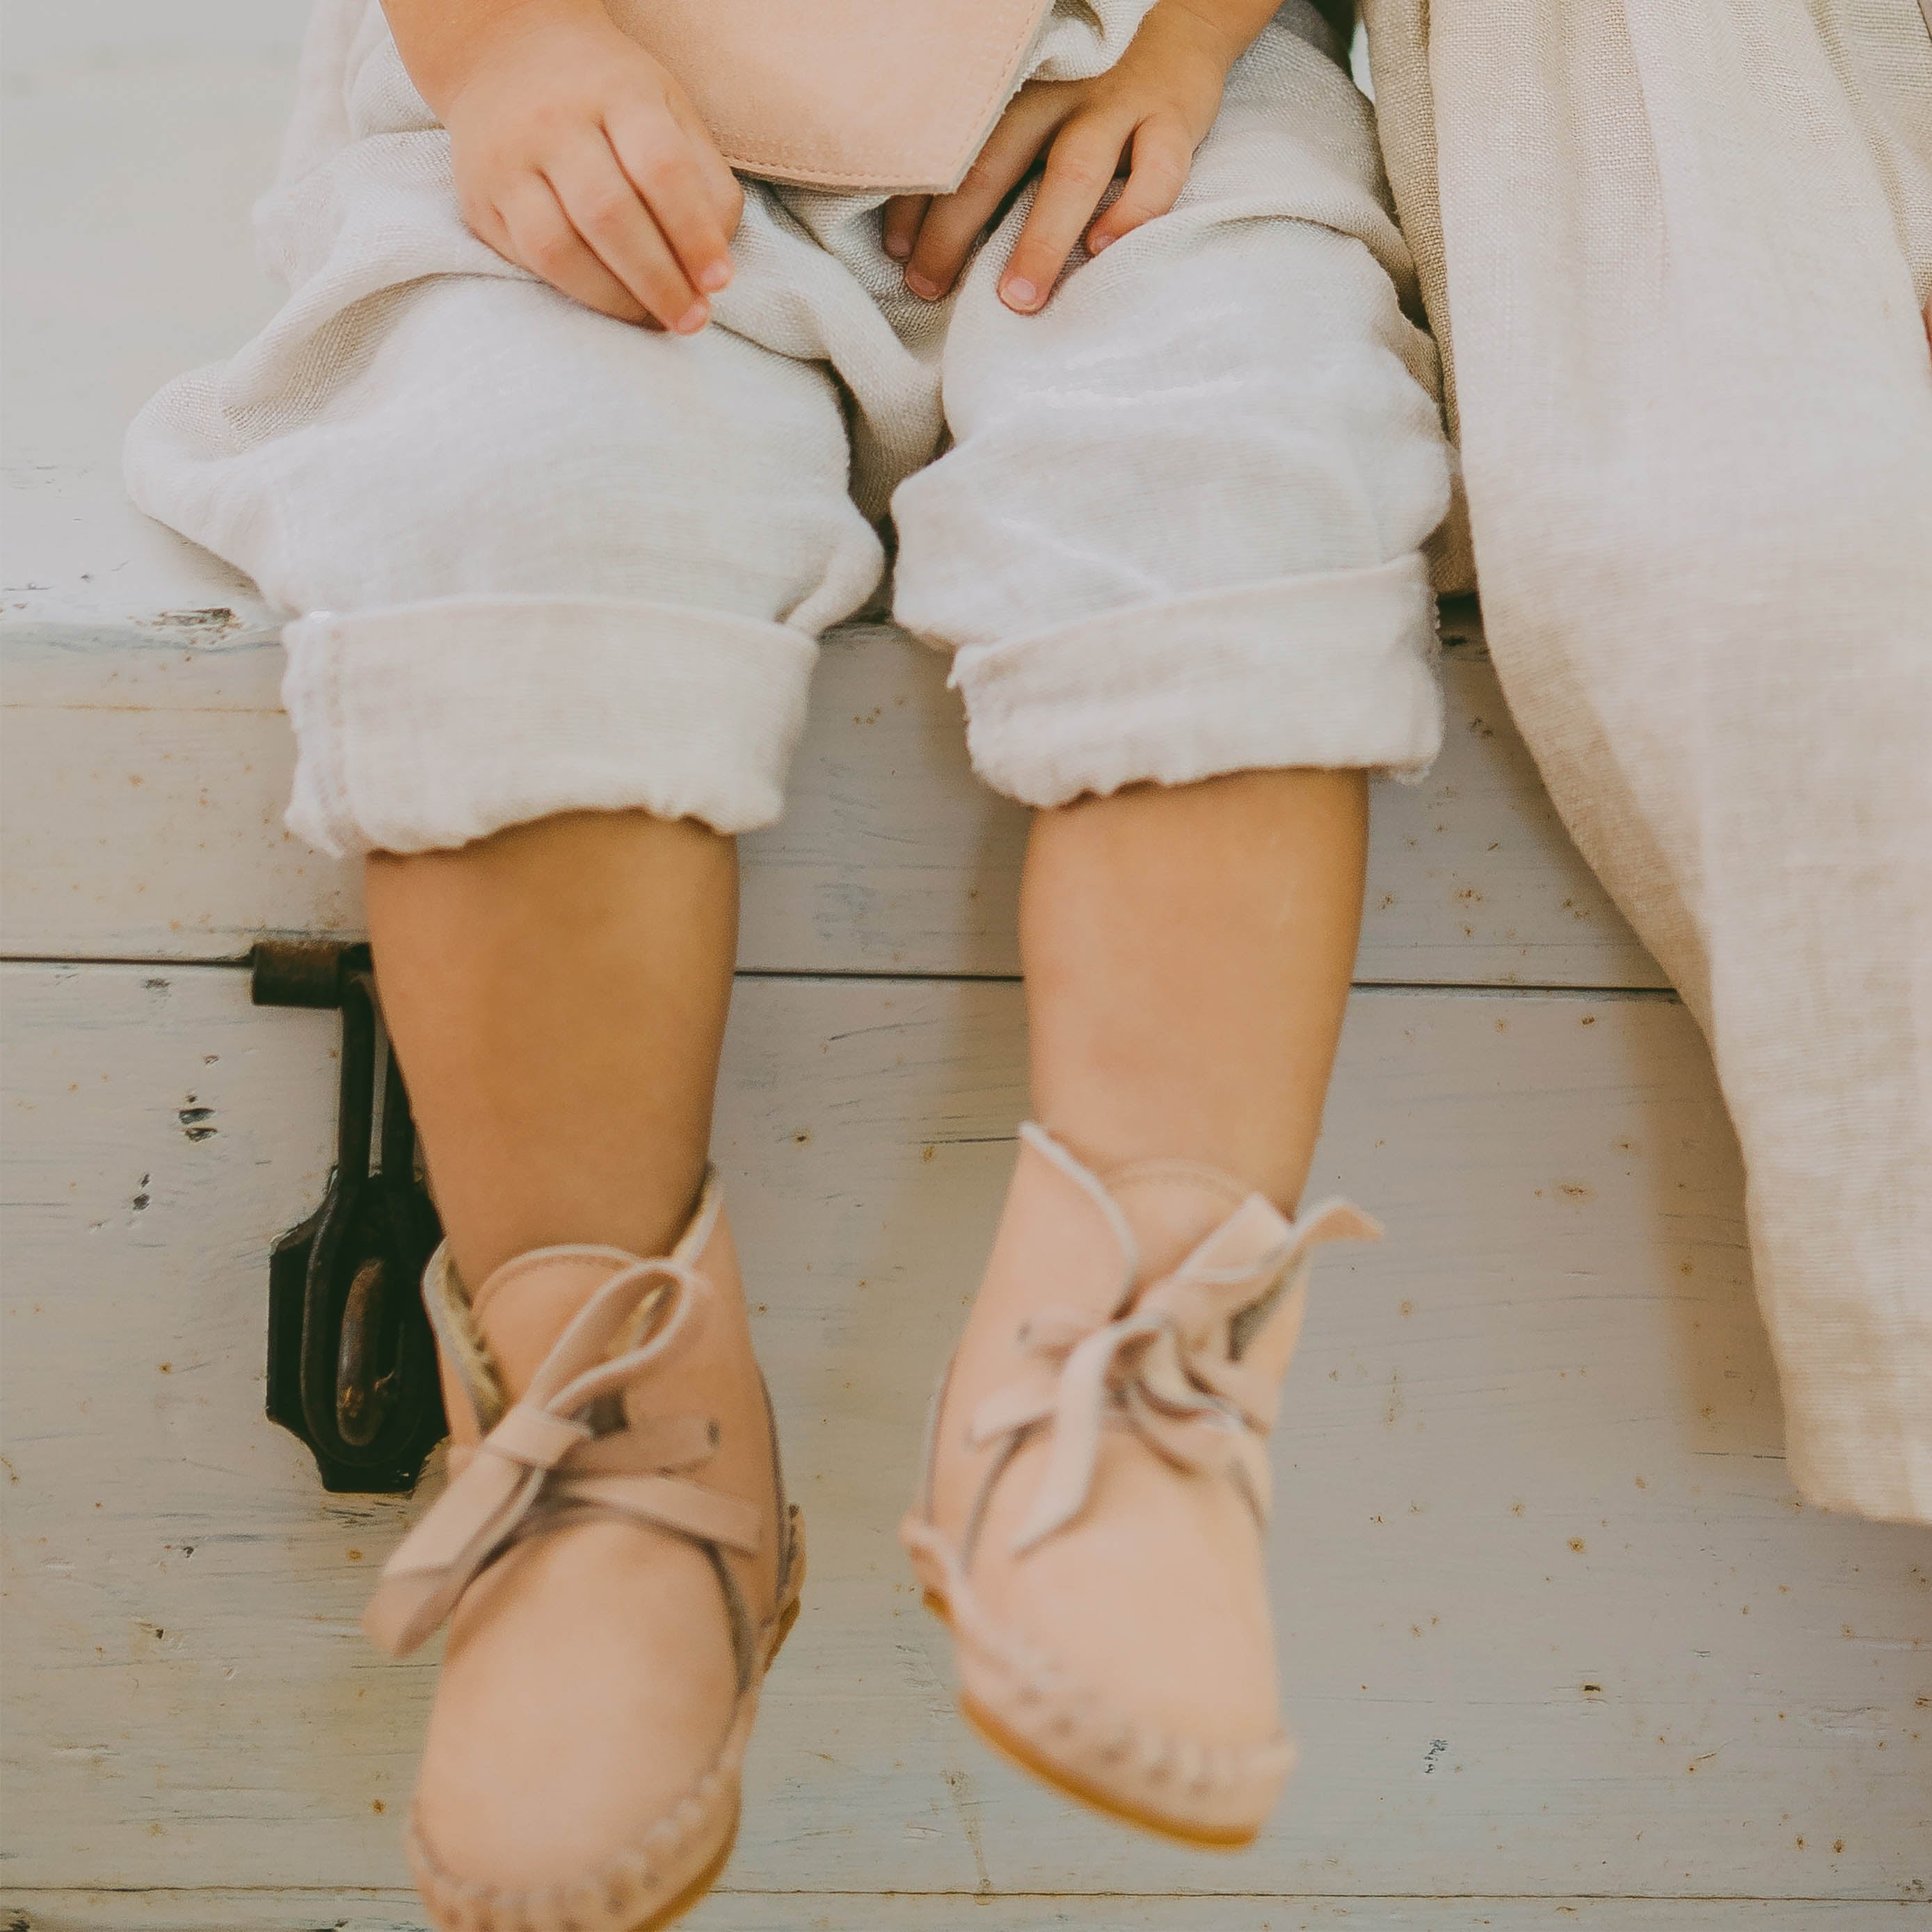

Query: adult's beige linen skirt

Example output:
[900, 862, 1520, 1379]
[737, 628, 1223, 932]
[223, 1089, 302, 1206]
[1360, 0, 1932, 1522]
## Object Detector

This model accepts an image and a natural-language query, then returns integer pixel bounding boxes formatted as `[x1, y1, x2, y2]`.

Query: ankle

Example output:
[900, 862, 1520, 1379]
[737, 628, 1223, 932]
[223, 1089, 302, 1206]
[1022, 1101, 1314, 1219]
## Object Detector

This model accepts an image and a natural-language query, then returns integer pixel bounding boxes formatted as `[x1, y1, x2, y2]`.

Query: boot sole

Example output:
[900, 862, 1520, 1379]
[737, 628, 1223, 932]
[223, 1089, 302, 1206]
[923, 1590, 1259, 1852]
[630, 1807, 740, 1932]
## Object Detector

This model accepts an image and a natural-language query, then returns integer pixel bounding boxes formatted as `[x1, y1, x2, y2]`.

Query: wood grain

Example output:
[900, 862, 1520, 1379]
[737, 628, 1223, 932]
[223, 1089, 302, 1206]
[5, 966, 1924, 1903]
[7, 1892, 1924, 1931]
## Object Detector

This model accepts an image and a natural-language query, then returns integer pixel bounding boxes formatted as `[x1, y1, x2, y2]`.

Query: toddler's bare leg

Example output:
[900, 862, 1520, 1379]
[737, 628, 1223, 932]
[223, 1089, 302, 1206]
[364, 808, 737, 1284]
[1023, 767, 1366, 1209]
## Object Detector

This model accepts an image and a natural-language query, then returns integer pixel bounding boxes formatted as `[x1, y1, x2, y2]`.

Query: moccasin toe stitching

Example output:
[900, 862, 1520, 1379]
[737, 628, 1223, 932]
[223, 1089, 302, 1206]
[413, 1811, 726, 1932]
[945, 1558, 1293, 1833]
[402, 1609, 766, 1931]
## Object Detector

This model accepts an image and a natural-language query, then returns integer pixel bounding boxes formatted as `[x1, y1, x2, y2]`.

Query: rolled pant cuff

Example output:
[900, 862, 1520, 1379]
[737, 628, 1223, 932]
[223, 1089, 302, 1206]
[281, 595, 817, 856]
[947, 554, 1444, 808]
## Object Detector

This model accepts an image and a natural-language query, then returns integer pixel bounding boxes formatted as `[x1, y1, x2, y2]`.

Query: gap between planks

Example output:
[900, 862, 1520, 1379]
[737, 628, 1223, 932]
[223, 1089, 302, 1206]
[6, 1887, 1921, 1932]
[7, 1887, 1918, 1900]
[0, 954, 1684, 1003]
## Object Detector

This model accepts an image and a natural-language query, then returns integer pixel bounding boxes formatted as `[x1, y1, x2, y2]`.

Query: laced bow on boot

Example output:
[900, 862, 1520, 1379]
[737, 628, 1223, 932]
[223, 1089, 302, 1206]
[365, 1254, 760, 1658]
[964, 1121, 1377, 1556]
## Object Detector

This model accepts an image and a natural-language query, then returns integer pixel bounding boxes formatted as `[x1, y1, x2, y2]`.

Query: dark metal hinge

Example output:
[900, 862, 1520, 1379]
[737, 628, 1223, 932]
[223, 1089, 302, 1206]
[253, 939, 447, 1492]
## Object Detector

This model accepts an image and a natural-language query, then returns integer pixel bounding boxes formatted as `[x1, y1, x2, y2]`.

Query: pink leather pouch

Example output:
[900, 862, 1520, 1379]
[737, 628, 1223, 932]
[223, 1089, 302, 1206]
[601, 0, 1057, 193]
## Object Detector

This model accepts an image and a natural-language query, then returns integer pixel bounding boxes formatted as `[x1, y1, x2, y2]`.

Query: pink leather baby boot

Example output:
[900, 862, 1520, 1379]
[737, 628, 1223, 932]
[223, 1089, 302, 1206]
[363, 1172, 804, 1931]
[902, 1121, 1374, 1846]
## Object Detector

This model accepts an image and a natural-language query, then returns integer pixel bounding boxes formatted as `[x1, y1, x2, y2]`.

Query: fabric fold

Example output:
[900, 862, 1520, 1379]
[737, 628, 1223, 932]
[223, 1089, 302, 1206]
[282, 595, 817, 855]
[1362, 0, 1932, 1522]
[947, 553, 1442, 807]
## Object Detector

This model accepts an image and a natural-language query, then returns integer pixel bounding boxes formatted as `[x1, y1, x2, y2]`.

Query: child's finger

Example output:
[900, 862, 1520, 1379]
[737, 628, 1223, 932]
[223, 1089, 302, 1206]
[497, 177, 653, 327]
[881, 196, 929, 262]
[457, 186, 518, 269]
[664, 86, 747, 236]
[997, 112, 1131, 313]
[903, 88, 1068, 300]
[1084, 114, 1191, 255]
[545, 144, 708, 330]
[604, 110, 735, 296]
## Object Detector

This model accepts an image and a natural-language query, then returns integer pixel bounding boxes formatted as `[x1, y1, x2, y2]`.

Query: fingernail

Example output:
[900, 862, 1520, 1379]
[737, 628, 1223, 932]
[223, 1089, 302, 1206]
[1087, 232, 1112, 255]
[1002, 276, 1038, 311]
[883, 232, 911, 261]
[673, 300, 710, 334]
[904, 269, 941, 301]
[698, 261, 732, 293]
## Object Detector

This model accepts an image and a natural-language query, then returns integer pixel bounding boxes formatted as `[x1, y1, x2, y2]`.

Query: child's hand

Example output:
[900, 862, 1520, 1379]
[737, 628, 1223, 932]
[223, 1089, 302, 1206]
[882, 0, 1255, 313]
[433, 9, 743, 332]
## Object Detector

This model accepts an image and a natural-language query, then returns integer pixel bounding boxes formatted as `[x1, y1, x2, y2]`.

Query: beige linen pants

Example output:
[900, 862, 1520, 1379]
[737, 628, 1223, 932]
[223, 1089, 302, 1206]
[1362, 0, 1932, 1522]
[125, 0, 1452, 858]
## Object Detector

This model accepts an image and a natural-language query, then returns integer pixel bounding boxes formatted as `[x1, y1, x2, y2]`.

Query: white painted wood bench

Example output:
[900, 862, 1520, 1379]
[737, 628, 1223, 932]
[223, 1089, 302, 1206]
[3, 15, 1926, 1932]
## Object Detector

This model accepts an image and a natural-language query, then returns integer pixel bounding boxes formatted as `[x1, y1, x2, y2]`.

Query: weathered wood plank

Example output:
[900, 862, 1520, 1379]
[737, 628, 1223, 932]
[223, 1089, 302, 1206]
[0, 58, 292, 625]
[7, 1891, 1923, 1932]
[5, 966, 1925, 1900]
[0, 61, 1661, 987]
[0, 617, 1659, 987]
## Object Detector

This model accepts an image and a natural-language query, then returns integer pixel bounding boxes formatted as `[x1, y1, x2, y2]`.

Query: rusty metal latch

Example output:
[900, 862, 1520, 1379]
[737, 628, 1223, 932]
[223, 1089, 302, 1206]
[253, 939, 447, 1492]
